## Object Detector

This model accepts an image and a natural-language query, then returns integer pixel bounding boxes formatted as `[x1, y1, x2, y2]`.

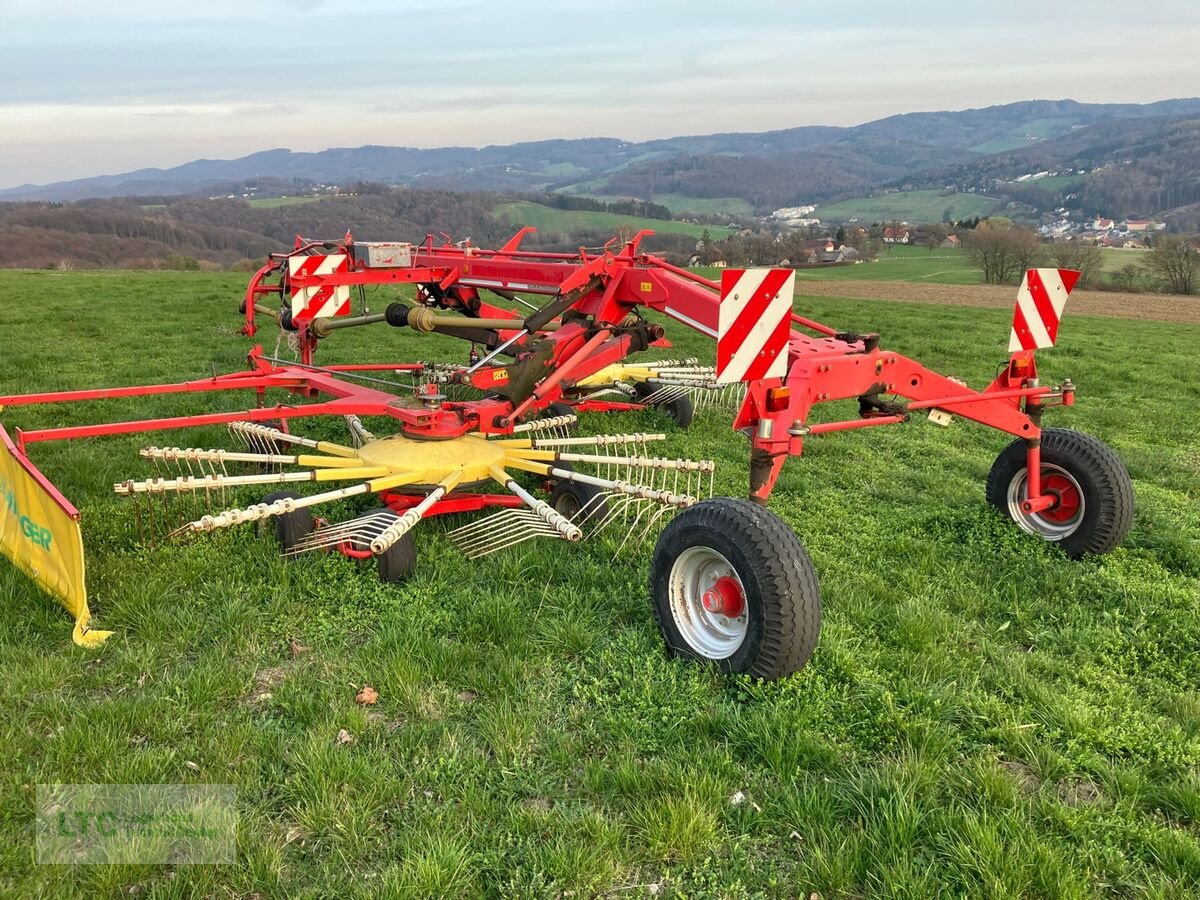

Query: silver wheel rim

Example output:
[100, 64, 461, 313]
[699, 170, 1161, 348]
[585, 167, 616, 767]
[1006, 463, 1086, 540]
[668, 546, 748, 659]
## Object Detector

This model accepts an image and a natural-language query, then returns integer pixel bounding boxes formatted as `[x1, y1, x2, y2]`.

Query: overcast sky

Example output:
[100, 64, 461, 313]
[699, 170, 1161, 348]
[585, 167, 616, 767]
[1, 0, 1196, 188]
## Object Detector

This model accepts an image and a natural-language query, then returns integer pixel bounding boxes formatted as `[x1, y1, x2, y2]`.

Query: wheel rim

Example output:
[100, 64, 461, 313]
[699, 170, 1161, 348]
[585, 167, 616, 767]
[668, 546, 748, 659]
[1006, 463, 1086, 540]
[554, 490, 582, 518]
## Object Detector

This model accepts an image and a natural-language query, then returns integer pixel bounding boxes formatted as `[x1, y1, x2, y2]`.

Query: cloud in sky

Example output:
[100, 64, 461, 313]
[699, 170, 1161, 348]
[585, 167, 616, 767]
[1, 0, 1196, 187]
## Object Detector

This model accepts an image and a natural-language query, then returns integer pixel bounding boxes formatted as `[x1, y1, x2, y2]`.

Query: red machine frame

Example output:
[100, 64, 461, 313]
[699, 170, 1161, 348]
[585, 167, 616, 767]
[236, 229, 1075, 513]
[4, 228, 1076, 526]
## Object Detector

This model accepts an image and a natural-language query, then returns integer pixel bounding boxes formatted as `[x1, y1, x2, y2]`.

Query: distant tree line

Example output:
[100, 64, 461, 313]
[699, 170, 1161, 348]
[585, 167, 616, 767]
[0, 189, 700, 270]
[535, 193, 673, 221]
[965, 218, 1198, 294]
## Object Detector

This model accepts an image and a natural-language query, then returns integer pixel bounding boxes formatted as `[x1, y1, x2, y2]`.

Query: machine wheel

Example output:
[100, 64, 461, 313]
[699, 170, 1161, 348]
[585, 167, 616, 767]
[549, 478, 607, 523]
[369, 508, 417, 583]
[650, 498, 820, 680]
[636, 383, 694, 429]
[545, 401, 578, 433]
[261, 490, 314, 552]
[985, 428, 1133, 558]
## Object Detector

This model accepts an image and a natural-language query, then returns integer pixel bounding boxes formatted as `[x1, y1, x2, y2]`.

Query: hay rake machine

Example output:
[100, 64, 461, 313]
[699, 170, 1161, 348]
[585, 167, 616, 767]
[1, 228, 1132, 679]
[240, 231, 745, 426]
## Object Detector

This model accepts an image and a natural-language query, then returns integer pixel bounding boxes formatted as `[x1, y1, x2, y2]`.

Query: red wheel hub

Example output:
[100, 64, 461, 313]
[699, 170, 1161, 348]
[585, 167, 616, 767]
[1040, 471, 1082, 523]
[701, 576, 745, 617]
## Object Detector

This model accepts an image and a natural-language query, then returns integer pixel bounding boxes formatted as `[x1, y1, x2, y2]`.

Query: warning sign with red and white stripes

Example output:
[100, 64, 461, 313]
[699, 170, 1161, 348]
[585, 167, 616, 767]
[1008, 268, 1080, 352]
[715, 268, 795, 384]
[288, 254, 351, 325]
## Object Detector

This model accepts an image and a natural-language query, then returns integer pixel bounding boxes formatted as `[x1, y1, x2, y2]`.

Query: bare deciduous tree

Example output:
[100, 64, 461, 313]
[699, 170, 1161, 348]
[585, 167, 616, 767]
[1142, 235, 1199, 295]
[965, 223, 1044, 284]
[925, 223, 951, 255]
[1051, 241, 1104, 289]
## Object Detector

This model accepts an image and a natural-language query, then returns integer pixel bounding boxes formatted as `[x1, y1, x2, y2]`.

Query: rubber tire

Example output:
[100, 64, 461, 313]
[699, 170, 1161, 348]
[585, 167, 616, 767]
[262, 490, 314, 552]
[545, 401, 578, 434]
[549, 479, 607, 522]
[650, 498, 821, 680]
[985, 428, 1133, 559]
[635, 382, 694, 429]
[369, 508, 417, 583]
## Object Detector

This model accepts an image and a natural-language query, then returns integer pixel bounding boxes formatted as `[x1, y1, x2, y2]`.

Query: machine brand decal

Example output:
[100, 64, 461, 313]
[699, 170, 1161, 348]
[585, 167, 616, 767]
[1008, 268, 1079, 352]
[493, 369, 509, 382]
[715, 268, 795, 384]
[1, 474, 53, 551]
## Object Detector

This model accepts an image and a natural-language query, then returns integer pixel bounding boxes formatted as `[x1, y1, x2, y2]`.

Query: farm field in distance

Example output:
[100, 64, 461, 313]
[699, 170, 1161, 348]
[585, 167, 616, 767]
[646, 193, 755, 218]
[244, 195, 324, 209]
[784, 245, 979, 286]
[1, 269, 1198, 897]
[734, 245, 1173, 293]
[813, 190, 1005, 225]
[555, 185, 755, 219]
[494, 200, 733, 241]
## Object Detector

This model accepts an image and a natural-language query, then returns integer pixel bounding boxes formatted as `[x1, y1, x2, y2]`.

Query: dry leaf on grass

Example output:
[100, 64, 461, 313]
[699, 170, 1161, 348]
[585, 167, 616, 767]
[336, 729, 354, 746]
[355, 685, 379, 706]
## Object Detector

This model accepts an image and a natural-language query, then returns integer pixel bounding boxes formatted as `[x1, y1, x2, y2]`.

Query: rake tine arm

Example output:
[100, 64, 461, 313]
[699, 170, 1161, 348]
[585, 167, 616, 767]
[370, 470, 464, 555]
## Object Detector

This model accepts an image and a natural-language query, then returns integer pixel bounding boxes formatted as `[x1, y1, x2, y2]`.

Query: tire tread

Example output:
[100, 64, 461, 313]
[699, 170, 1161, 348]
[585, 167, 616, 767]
[985, 428, 1133, 557]
[651, 498, 820, 679]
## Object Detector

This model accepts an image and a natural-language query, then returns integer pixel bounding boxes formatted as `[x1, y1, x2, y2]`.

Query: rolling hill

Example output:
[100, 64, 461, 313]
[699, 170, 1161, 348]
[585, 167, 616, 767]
[6, 99, 1199, 224]
[0, 192, 709, 270]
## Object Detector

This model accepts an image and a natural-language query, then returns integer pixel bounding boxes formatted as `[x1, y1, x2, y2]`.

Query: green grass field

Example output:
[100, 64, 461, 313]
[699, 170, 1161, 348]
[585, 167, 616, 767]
[695, 246, 981, 287]
[245, 195, 323, 209]
[1, 270, 1198, 897]
[814, 191, 1004, 225]
[969, 119, 1075, 155]
[799, 245, 980, 285]
[554, 186, 753, 219]
[728, 245, 1153, 291]
[641, 194, 754, 219]
[494, 201, 733, 241]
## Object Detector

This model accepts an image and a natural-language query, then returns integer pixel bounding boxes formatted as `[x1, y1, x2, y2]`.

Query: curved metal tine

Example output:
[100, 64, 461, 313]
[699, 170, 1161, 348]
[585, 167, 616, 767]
[286, 510, 398, 555]
[227, 423, 250, 450]
[450, 510, 559, 556]
[449, 511, 547, 553]
[615, 500, 673, 554]
[463, 524, 561, 559]
[290, 523, 394, 552]
[133, 492, 145, 544]
[614, 498, 657, 553]
[572, 491, 612, 527]
[590, 494, 636, 533]
[639, 386, 672, 405]
[446, 507, 524, 540]
[451, 511, 545, 550]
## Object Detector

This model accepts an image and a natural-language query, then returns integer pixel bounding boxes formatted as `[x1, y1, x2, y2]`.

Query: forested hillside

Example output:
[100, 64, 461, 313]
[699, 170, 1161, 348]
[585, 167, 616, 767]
[0, 190, 698, 270]
[7, 99, 1199, 226]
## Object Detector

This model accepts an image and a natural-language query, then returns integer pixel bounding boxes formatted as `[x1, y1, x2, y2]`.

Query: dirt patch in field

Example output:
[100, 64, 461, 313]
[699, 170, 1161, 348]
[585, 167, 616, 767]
[245, 665, 290, 706]
[999, 758, 1040, 795]
[795, 279, 1200, 325]
[1057, 778, 1106, 808]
